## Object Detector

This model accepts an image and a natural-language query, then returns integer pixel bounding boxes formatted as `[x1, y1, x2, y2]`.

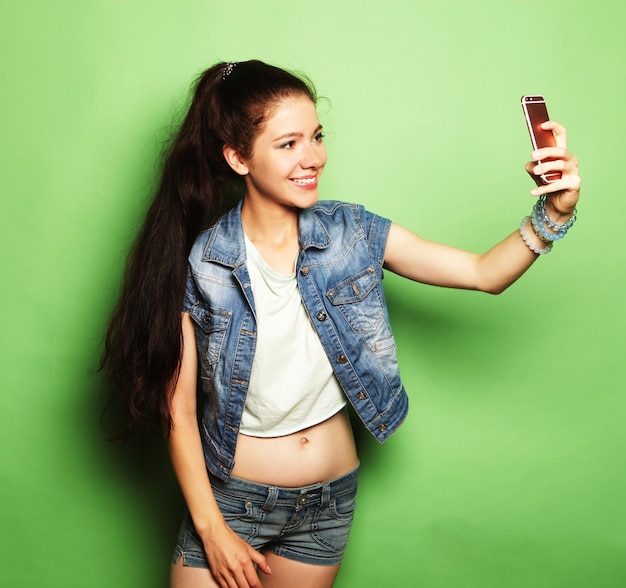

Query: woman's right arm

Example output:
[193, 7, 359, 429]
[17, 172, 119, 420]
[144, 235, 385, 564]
[168, 312, 271, 588]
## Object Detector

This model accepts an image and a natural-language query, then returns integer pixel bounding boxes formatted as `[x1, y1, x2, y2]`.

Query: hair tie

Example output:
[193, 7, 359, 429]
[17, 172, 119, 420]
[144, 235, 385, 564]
[222, 62, 238, 80]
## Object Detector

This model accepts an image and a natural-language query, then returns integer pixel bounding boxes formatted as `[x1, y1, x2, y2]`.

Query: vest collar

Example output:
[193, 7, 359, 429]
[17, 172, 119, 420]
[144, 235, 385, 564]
[201, 201, 331, 267]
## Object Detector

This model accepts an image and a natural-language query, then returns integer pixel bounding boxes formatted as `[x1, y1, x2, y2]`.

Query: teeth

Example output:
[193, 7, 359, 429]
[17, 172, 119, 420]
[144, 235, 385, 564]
[292, 177, 315, 185]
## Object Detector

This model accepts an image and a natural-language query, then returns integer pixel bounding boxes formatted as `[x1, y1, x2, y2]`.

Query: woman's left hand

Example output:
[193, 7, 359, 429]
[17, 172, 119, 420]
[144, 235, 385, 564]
[525, 120, 581, 219]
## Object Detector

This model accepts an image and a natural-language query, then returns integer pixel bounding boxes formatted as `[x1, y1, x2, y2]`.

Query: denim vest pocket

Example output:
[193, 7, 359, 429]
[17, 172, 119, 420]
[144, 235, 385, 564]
[326, 267, 384, 333]
[189, 301, 232, 366]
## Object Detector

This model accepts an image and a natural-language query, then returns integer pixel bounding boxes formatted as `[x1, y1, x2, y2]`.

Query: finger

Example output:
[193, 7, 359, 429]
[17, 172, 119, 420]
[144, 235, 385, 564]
[242, 564, 262, 588]
[248, 548, 271, 575]
[233, 568, 254, 588]
[532, 145, 568, 163]
[531, 173, 580, 198]
[212, 560, 245, 588]
[216, 571, 239, 588]
[525, 161, 544, 188]
[540, 120, 568, 149]
[526, 159, 568, 188]
[535, 155, 579, 178]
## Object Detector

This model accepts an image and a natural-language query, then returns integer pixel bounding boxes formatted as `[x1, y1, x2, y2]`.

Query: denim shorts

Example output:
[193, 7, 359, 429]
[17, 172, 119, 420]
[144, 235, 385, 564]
[172, 466, 359, 568]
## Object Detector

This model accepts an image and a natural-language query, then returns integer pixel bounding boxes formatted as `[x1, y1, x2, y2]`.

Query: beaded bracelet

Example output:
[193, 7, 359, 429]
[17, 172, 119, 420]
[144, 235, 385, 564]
[520, 216, 553, 254]
[530, 204, 567, 242]
[536, 195, 577, 232]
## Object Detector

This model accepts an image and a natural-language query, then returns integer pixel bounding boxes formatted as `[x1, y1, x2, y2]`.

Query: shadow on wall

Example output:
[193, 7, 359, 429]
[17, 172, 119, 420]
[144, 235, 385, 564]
[95, 380, 184, 569]
[382, 273, 515, 378]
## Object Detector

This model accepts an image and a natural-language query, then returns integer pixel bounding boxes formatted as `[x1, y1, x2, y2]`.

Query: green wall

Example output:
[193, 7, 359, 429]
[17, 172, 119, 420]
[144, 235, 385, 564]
[2, 1, 623, 586]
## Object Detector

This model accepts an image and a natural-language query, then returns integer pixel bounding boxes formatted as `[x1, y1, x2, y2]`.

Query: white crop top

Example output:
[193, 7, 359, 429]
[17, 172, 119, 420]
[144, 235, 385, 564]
[239, 236, 347, 437]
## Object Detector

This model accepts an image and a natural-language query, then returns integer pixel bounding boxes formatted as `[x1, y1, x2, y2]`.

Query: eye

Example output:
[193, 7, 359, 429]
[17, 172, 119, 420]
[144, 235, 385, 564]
[313, 132, 325, 142]
[280, 140, 296, 149]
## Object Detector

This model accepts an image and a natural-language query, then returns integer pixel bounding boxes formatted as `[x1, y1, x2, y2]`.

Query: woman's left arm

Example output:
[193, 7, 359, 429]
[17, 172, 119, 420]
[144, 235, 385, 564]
[383, 121, 581, 294]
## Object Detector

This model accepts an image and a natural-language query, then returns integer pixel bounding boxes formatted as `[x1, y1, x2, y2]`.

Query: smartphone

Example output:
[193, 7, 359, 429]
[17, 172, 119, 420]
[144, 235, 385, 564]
[521, 95, 561, 183]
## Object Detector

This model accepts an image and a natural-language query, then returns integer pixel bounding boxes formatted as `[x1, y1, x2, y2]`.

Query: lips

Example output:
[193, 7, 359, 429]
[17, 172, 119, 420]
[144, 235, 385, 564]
[290, 176, 318, 189]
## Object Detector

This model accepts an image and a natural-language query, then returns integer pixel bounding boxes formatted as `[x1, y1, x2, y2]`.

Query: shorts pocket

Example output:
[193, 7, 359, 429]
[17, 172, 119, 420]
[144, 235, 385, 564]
[212, 487, 264, 542]
[329, 490, 357, 520]
[312, 490, 357, 553]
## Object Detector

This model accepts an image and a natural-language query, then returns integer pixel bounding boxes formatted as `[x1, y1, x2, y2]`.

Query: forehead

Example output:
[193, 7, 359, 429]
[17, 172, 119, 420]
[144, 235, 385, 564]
[260, 95, 319, 136]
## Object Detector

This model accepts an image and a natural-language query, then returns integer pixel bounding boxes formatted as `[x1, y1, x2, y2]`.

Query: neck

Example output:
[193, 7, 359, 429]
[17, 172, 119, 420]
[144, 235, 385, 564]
[240, 198, 301, 273]
[240, 197, 299, 246]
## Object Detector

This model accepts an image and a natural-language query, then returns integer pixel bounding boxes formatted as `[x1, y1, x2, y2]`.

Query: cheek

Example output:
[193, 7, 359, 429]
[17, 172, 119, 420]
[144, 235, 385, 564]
[251, 154, 285, 178]
[319, 144, 328, 166]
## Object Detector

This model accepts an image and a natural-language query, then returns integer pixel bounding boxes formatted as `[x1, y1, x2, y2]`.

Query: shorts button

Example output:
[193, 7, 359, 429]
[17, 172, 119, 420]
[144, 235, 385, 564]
[298, 494, 307, 505]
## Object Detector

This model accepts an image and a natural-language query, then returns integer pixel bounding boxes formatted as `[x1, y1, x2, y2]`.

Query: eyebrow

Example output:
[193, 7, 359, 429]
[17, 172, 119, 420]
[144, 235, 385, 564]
[273, 124, 323, 142]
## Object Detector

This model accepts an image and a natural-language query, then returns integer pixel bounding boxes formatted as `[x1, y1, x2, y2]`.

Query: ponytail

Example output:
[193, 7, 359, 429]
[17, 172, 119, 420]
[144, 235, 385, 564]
[100, 60, 317, 437]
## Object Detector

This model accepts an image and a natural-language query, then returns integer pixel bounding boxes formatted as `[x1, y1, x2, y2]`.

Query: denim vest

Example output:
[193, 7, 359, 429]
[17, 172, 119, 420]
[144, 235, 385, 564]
[184, 200, 408, 481]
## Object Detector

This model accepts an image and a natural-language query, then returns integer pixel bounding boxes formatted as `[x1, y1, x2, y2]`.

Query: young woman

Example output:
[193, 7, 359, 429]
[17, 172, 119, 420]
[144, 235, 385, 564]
[101, 60, 580, 588]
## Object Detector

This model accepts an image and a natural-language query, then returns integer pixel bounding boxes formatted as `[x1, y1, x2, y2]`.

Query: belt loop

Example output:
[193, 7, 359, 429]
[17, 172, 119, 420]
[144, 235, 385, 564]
[321, 482, 331, 509]
[262, 487, 278, 512]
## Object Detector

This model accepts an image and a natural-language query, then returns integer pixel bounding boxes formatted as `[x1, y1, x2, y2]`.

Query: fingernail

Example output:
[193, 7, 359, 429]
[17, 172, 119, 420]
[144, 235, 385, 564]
[531, 189, 539, 196]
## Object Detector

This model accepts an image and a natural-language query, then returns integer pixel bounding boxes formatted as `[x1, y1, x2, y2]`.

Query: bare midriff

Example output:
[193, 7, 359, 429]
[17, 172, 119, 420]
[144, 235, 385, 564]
[231, 407, 359, 487]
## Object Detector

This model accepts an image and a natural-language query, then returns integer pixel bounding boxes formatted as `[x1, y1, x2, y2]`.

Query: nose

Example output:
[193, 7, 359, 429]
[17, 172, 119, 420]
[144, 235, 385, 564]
[302, 141, 326, 170]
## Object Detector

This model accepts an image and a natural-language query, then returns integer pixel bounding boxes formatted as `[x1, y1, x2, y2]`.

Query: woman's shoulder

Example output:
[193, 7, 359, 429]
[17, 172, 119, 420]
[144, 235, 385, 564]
[309, 199, 366, 223]
[310, 199, 359, 213]
[307, 200, 391, 261]
[189, 204, 244, 260]
[309, 199, 389, 228]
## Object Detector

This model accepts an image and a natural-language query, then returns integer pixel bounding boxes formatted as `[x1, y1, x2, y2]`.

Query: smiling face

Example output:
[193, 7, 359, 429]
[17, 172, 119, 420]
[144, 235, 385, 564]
[224, 94, 327, 212]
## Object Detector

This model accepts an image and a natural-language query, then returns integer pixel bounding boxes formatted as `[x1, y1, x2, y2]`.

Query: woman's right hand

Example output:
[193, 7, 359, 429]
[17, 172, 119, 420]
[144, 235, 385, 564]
[169, 314, 272, 587]
[201, 521, 271, 588]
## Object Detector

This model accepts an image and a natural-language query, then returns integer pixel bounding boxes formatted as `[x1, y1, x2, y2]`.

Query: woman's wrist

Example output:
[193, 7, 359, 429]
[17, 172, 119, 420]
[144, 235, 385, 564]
[519, 195, 578, 255]
[194, 515, 227, 540]
[544, 198, 576, 225]
[187, 495, 228, 539]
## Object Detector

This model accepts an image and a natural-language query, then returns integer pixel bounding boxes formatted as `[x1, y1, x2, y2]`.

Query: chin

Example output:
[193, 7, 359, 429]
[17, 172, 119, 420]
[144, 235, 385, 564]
[297, 194, 320, 210]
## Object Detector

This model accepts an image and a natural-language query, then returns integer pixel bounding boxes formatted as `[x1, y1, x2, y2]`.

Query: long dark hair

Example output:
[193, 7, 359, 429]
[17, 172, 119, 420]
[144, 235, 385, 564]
[100, 60, 317, 438]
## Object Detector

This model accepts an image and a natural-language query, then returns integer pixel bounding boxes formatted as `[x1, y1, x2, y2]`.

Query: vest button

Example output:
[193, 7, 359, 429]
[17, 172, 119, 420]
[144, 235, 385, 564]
[357, 391, 367, 400]
[317, 311, 327, 321]
[378, 423, 388, 433]
[202, 315, 210, 325]
[300, 266, 309, 276]
[337, 354, 347, 364]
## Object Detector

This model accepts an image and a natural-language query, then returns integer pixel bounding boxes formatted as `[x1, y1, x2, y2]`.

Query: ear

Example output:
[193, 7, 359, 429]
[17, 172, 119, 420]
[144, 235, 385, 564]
[223, 145, 249, 176]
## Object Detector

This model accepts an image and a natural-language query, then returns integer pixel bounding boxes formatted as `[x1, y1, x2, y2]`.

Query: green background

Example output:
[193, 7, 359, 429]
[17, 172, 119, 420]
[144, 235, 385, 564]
[1, 1, 623, 586]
